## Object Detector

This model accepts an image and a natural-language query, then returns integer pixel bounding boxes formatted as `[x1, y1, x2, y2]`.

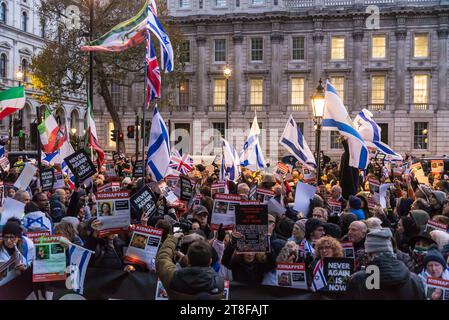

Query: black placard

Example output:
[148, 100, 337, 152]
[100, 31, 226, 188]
[130, 185, 157, 217]
[322, 257, 354, 292]
[180, 176, 193, 201]
[235, 204, 268, 253]
[40, 168, 55, 191]
[133, 160, 144, 178]
[64, 149, 97, 182]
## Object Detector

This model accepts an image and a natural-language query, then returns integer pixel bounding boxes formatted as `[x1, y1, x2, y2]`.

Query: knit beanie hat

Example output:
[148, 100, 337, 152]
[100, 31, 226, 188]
[324, 223, 341, 239]
[276, 218, 294, 239]
[2, 219, 23, 237]
[424, 248, 447, 270]
[349, 196, 362, 210]
[305, 218, 325, 239]
[366, 217, 383, 231]
[364, 228, 394, 254]
[294, 219, 307, 234]
[411, 210, 430, 232]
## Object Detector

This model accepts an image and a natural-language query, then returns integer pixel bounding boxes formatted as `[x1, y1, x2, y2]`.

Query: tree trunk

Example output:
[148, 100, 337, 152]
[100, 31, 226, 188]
[94, 55, 126, 154]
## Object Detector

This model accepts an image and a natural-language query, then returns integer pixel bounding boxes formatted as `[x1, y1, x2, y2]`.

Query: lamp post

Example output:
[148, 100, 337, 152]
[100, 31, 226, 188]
[223, 65, 232, 141]
[311, 78, 325, 186]
[9, 69, 24, 151]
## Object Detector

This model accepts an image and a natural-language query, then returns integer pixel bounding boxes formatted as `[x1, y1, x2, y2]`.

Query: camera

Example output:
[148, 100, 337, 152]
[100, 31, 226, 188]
[173, 217, 192, 234]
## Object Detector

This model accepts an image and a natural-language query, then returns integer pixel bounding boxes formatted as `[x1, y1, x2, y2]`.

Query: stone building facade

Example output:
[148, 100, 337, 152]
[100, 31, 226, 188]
[93, 0, 449, 163]
[0, 0, 86, 151]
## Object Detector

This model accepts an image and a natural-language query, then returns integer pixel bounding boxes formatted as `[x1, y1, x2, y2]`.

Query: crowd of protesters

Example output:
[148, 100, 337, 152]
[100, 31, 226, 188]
[1, 146, 449, 301]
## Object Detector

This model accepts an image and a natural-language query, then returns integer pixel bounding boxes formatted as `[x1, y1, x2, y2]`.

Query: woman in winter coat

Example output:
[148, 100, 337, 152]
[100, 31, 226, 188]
[418, 248, 449, 299]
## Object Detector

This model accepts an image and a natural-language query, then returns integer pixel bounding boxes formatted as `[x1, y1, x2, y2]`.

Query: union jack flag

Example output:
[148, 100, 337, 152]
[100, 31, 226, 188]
[169, 149, 194, 175]
[145, 10, 161, 108]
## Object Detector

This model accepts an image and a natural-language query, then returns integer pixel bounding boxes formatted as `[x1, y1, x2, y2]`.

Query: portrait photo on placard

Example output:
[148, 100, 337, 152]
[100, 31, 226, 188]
[214, 201, 228, 214]
[130, 234, 149, 250]
[97, 201, 115, 217]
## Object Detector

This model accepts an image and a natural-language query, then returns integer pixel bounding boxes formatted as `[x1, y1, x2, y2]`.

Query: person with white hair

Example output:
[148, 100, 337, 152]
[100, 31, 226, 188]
[429, 230, 449, 252]
[365, 217, 383, 231]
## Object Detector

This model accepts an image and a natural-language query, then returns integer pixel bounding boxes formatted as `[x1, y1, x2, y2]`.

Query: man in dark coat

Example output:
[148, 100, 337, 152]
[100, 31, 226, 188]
[339, 138, 360, 200]
[346, 228, 425, 300]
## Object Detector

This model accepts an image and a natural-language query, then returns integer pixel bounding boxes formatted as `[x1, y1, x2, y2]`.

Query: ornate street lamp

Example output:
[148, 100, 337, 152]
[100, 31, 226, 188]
[311, 78, 325, 185]
[223, 65, 232, 141]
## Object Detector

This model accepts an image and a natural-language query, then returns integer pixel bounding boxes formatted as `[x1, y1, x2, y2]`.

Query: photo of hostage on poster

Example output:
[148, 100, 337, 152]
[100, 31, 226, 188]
[210, 194, 242, 231]
[124, 225, 163, 271]
[32, 236, 67, 283]
[255, 188, 275, 204]
[95, 191, 131, 237]
[276, 263, 307, 290]
[426, 278, 449, 300]
[235, 204, 268, 253]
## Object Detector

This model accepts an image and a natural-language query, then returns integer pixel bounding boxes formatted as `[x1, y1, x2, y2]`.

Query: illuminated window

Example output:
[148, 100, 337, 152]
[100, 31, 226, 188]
[108, 122, 116, 148]
[414, 34, 429, 58]
[413, 75, 429, 104]
[331, 36, 345, 60]
[250, 79, 263, 105]
[372, 35, 386, 59]
[179, 80, 190, 105]
[213, 79, 226, 105]
[330, 131, 342, 149]
[414, 122, 428, 149]
[330, 76, 345, 102]
[291, 78, 305, 105]
[371, 76, 385, 104]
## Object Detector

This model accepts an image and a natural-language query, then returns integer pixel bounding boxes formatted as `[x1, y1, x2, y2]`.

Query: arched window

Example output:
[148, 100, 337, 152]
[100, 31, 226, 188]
[0, 53, 6, 78]
[21, 59, 28, 82]
[0, 3, 6, 24]
[21, 11, 27, 32]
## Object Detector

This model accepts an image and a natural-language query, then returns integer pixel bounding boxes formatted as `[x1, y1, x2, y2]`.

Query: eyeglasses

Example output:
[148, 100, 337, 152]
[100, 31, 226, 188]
[3, 235, 17, 240]
[319, 246, 332, 251]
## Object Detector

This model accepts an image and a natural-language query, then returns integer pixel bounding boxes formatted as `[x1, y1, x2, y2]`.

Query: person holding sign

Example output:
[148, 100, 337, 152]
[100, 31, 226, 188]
[418, 248, 449, 292]
[346, 228, 425, 300]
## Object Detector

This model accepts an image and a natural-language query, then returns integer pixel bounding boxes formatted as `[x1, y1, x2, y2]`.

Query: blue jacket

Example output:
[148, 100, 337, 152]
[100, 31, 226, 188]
[351, 209, 366, 220]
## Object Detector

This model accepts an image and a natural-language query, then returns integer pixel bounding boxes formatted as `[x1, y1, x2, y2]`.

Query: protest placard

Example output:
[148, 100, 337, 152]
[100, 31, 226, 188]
[302, 167, 316, 184]
[255, 188, 275, 203]
[130, 185, 157, 217]
[95, 191, 131, 237]
[0, 197, 25, 225]
[161, 185, 180, 206]
[379, 183, 393, 209]
[165, 175, 179, 189]
[276, 263, 307, 290]
[25, 231, 51, 241]
[328, 199, 342, 217]
[180, 176, 193, 201]
[340, 242, 355, 259]
[267, 197, 286, 217]
[425, 220, 448, 233]
[411, 162, 428, 185]
[235, 204, 268, 253]
[105, 160, 117, 179]
[40, 168, 55, 192]
[367, 195, 377, 211]
[293, 182, 317, 215]
[322, 257, 354, 292]
[0, 156, 9, 172]
[276, 162, 290, 175]
[368, 178, 380, 204]
[64, 149, 97, 183]
[53, 171, 65, 189]
[32, 236, 66, 282]
[211, 193, 242, 230]
[0, 256, 18, 286]
[132, 160, 144, 178]
[426, 277, 449, 300]
[14, 163, 37, 191]
[97, 182, 121, 193]
[124, 225, 163, 270]
[431, 160, 444, 175]
[211, 182, 227, 198]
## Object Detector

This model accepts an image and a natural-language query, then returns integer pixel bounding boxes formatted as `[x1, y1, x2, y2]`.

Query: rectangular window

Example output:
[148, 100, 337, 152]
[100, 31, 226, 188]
[108, 122, 116, 148]
[378, 123, 389, 145]
[291, 78, 305, 105]
[179, 0, 190, 8]
[330, 131, 342, 149]
[414, 34, 429, 58]
[250, 79, 264, 105]
[135, 82, 144, 106]
[111, 83, 121, 107]
[413, 75, 429, 104]
[331, 36, 345, 60]
[414, 122, 428, 149]
[371, 76, 385, 104]
[213, 79, 226, 105]
[372, 35, 386, 59]
[174, 123, 191, 154]
[251, 0, 264, 4]
[216, 0, 227, 6]
[330, 76, 345, 102]
[181, 40, 190, 63]
[214, 39, 226, 62]
[213, 122, 225, 149]
[292, 37, 305, 60]
[179, 80, 190, 106]
[251, 38, 263, 61]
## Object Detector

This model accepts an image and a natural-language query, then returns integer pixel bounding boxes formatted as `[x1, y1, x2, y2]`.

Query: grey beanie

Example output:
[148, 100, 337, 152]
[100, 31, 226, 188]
[364, 228, 394, 254]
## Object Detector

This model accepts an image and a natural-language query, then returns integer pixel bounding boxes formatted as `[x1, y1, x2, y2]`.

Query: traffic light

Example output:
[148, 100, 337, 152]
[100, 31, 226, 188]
[127, 125, 135, 139]
[118, 131, 124, 142]
[110, 129, 117, 142]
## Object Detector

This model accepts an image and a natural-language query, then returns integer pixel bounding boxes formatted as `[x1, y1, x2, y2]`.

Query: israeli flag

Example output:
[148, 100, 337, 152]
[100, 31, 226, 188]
[354, 109, 403, 161]
[221, 138, 241, 182]
[147, 105, 170, 181]
[0, 145, 4, 158]
[41, 150, 61, 166]
[68, 244, 93, 295]
[240, 114, 266, 171]
[311, 259, 327, 292]
[279, 114, 316, 170]
[147, 7, 174, 73]
[322, 80, 369, 170]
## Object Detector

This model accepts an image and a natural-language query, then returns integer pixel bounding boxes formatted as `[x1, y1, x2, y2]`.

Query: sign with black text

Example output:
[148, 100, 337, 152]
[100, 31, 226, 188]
[133, 160, 144, 178]
[40, 168, 55, 192]
[130, 185, 157, 217]
[323, 257, 354, 292]
[64, 149, 97, 182]
[180, 176, 193, 201]
[235, 204, 268, 253]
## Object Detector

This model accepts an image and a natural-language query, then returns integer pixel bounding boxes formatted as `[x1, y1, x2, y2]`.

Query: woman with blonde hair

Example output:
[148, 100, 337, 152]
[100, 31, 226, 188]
[314, 236, 344, 260]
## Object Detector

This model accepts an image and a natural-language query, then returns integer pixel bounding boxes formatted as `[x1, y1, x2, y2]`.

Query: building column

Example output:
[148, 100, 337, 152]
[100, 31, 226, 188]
[394, 17, 407, 111]
[270, 31, 283, 112]
[196, 27, 207, 113]
[232, 33, 243, 113]
[312, 18, 324, 85]
[352, 31, 364, 113]
[437, 27, 448, 111]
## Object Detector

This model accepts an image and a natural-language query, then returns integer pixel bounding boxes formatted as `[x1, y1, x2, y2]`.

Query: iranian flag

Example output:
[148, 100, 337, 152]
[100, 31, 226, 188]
[0, 86, 26, 120]
[39, 110, 66, 154]
[85, 101, 105, 168]
[81, 0, 149, 52]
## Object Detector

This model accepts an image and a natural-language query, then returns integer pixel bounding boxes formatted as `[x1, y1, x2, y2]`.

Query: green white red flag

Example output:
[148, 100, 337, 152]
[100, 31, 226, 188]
[0, 86, 26, 120]
[38, 110, 66, 154]
[84, 101, 105, 168]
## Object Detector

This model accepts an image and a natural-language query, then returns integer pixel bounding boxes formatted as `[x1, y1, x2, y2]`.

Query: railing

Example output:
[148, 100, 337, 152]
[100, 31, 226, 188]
[169, 105, 194, 112]
[367, 104, 387, 111]
[288, 104, 308, 112]
[283, 0, 439, 7]
[208, 105, 226, 112]
[284, 0, 314, 7]
[243, 104, 269, 112]
[410, 103, 432, 111]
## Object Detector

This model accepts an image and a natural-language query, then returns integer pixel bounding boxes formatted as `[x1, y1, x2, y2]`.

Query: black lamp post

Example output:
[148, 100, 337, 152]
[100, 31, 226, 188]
[311, 78, 325, 186]
[223, 65, 232, 141]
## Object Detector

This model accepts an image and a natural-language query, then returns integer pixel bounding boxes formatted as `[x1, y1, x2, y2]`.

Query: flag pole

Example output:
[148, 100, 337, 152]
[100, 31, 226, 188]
[141, 29, 149, 180]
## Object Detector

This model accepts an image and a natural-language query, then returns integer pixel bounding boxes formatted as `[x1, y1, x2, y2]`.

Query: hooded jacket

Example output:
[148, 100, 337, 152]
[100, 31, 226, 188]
[156, 235, 224, 300]
[346, 253, 425, 300]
